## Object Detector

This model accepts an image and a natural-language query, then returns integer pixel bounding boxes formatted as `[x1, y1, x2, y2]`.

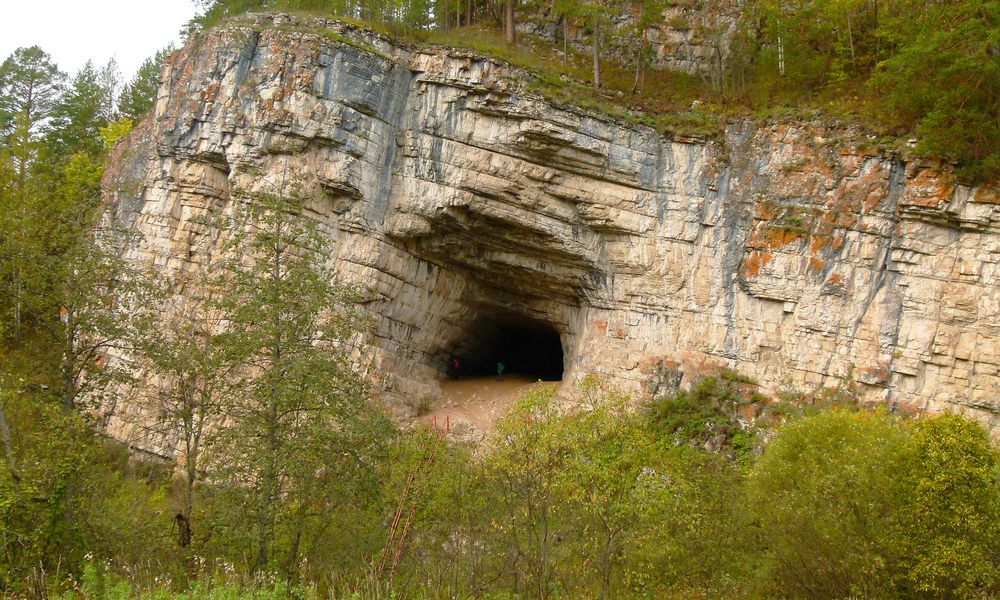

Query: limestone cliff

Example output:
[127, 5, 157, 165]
[519, 0, 742, 78]
[102, 13, 1000, 447]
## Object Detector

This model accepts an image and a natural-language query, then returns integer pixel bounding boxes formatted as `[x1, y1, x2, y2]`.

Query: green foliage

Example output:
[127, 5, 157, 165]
[201, 179, 394, 577]
[0, 43, 177, 595]
[560, 379, 708, 597]
[0, 46, 65, 143]
[748, 409, 1000, 598]
[483, 384, 571, 598]
[99, 118, 134, 151]
[647, 373, 761, 452]
[382, 426, 492, 597]
[420, 379, 755, 599]
[748, 410, 907, 597]
[892, 414, 1000, 597]
[0, 383, 172, 593]
[871, 0, 1000, 180]
[118, 47, 172, 122]
[47, 60, 119, 158]
[746, 0, 999, 180]
[719, 368, 757, 385]
[62, 561, 310, 600]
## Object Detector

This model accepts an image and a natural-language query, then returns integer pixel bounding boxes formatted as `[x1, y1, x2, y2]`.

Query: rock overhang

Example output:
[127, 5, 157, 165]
[100, 13, 1000, 450]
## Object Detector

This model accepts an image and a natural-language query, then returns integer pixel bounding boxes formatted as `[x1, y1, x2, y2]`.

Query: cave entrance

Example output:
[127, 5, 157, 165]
[456, 313, 564, 382]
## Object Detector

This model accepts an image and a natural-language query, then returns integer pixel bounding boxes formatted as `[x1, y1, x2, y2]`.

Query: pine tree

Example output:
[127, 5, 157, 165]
[0, 46, 65, 171]
[48, 60, 120, 158]
[118, 47, 172, 122]
[0, 47, 65, 342]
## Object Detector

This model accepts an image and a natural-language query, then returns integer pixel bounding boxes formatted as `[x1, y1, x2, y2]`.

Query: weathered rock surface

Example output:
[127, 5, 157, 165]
[102, 14, 1000, 450]
[518, 1, 742, 77]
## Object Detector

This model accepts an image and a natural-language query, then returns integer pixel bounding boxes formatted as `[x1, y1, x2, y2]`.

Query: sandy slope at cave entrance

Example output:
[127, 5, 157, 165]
[418, 375, 553, 436]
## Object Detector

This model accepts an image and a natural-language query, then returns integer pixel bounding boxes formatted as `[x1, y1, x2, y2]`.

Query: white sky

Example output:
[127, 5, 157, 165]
[0, 0, 200, 81]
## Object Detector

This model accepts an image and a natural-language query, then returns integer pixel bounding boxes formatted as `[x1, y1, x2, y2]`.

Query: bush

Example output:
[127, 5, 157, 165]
[647, 374, 761, 453]
[748, 410, 906, 598]
[891, 414, 1000, 597]
[748, 409, 1000, 598]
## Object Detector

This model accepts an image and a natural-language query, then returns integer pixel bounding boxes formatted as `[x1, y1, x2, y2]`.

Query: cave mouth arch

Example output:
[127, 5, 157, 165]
[453, 312, 564, 382]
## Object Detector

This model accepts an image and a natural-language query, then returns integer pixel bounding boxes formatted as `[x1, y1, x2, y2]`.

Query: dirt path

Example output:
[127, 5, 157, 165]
[418, 375, 550, 437]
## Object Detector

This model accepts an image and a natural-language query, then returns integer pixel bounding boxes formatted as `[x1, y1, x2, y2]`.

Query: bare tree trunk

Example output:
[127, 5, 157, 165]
[255, 235, 284, 574]
[562, 15, 570, 68]
[0, 399, 22, 496]
[13, 129, 27, 345]
[505, 0, 515, 44]
[873, 0, 880, 64]
[13, 278, 22, 344]
[633, 32, 646, 94]
[179, 417, 200, 548]
[283, 501, 308, 581]
[61, 310, 76, 411]
[714, 43, 724, 96]
[846, 12, 856, 70]
[467, 0, 473, 26]
[592, 15, 602, 89]
[176, 513, 192, 548]
[778, 34, 785, 76]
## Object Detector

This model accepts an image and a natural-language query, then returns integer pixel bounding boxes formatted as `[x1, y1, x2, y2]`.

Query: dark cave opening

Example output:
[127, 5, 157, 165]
[451, 314, 564, 382]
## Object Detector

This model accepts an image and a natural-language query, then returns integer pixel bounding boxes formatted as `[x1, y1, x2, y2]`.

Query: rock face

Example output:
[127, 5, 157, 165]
[518, 1, 742, 77]
[103, 14, 1000, 446]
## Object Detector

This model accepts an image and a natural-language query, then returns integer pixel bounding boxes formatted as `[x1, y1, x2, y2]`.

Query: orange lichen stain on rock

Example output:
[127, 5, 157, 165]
[808, 256, 826, 272]
[972, 187, 1000, 205]
[902, 168, 955, 208]
[590, 320, 608, 334]
[826, 272, 843, 285]
[769, 228, 801, 248]
[199, 82, 221, 103]
[748, 225, 801, 250]
[809, 234, 830, 254]
[754, 201, 778, 220]
[861, 186, 884, 214]
[840, 166, 888, 215]
[612, 328, 627, 339]
[743, 250, 773, 278]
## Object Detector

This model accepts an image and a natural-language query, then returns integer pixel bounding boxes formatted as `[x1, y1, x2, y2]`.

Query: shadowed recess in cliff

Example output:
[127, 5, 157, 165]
[99, 14, 1000, 439]
[451, 312, 564, 381]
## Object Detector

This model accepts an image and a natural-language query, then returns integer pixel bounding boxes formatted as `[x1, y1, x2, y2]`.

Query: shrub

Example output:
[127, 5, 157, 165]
[747, 410, 907, 598]
[891, 413, 1000, 597]
[748, 409, 1000, 598]
[647, 374, 761, 453]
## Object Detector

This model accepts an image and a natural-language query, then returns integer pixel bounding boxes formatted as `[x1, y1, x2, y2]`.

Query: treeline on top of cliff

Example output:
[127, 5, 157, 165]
[190, 0, 998, 181]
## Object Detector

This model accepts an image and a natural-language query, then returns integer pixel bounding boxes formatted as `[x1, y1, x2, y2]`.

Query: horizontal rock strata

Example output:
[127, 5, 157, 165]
[102, 14, 1000, 451]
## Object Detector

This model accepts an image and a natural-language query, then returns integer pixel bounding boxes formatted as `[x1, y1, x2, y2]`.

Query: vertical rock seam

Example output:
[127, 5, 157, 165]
[101, 14, 1000, 454]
